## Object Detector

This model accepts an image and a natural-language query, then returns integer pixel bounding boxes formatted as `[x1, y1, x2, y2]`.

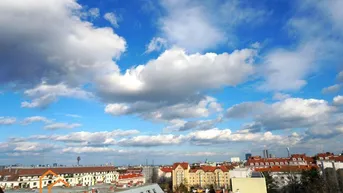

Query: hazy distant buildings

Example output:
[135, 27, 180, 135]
[230, 157, 240, 163]
[263, 149, 269, 158]
[245, 153, 252, 161]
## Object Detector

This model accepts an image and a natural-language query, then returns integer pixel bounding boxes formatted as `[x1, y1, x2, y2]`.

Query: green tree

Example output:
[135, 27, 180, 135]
[174, 183, 188, 193]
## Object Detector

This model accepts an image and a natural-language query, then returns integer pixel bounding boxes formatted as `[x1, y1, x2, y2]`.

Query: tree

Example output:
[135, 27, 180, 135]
[209, 184, 215, 193]
[174, 183, 188, 193]
[262, 172, 278, 193]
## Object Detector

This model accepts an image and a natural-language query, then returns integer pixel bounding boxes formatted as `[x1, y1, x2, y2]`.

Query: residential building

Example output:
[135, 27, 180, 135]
[230, 157, 240, 163]
[230, 173, 267, 193]
[172, 162, 190, 189]
[117, 173, 145, 187]
[254, 165, 317, 189]
[142, 166, 159, 184]
[229, 168, 252, 178]
[0, 166, 119, 190]
[246, 154, 314, 168]
[172, 163, 231, 190]
[158, 166, 172, 183]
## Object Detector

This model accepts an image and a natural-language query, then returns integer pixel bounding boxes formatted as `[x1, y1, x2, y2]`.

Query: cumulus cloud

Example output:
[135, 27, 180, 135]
[273, 92, 291, 101]
[163, 116, 223, 132]
[0, 117, 16, 125]
[157, 0, 267, 52]
[21, 83, 93, 108]
[118, 134, 185, 147]
[98, 47, 256, 104]
[187, 128, 301, 146]
[105, 96, 222, 121]
[104, 12, 119, 27]
[53, 129, 139, 146]
[44, 122, 81, 130]
[333, 95, 343, 106]
[322, 84, 341, 94]
[145, 37, 168, 53]
[0, 0, 126, 105]
[227, 98, 336, 131]
[259, 0, 343, 91]
[21, 116, 51, 125]
[226, 102, 266, 119]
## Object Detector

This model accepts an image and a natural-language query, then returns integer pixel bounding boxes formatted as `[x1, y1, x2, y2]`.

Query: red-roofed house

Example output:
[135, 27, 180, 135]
[158, 166, 172, 183]
[172, 163, 231, 190]
[117, 173, 145, 187]
[0, 166, 119, 190]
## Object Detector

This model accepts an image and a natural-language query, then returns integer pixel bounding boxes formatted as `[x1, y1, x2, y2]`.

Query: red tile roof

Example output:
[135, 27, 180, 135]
[172, 162, 189, 170]
[254, 165, 318, 172]
[0, 166, 116, 176]
[189, 165, 229, 173]
[119, 173, 143, 179]
[160, 167, 173, 173]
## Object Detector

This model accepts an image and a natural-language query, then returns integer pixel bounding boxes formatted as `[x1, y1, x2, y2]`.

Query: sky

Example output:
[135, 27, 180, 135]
[0, 0, 343, 166]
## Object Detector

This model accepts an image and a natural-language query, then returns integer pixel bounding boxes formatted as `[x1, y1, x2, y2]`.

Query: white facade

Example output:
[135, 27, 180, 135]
[0, 169, 119, 190]
[230, 157, 241, 163]
[317, 161, 343, 170]
[229, 168, 251, 178]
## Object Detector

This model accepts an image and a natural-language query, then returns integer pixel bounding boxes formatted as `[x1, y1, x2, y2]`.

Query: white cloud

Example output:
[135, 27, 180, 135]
[62, 146, 115, 153]
[259, 43, 317, 91]
[0, 117, 16, 125]
[226, 102, 266, 119]
[104, 12, 119, 28]
[53, 129, 139, 145]
[105, 96, 222, 122]
[21, 83, 93, 108]
[118, 134, 185, 147]
[145, 37, 167, 53]
[88, 8, 100, 19]
[0, 0, 126, 102]
[322, 84, 341, 94]
[44, 122, 81, 130]
[273, 92, 291, 101]
[157, 0, 267, 52]
[163, 116, 223, 132]
[187, 128, 301, 146]
[21, 116, 50, 125]
[97, 47, 256, 104]
[227, 98, 335, 131]
[333, 95, 343, 106]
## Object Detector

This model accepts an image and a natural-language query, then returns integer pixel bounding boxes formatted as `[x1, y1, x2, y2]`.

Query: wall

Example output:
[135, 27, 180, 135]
[230, 178, 267, 193]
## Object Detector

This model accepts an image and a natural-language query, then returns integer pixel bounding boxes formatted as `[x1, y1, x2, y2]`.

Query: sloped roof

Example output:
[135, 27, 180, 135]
[0, 166, 116, 177]
[160, 167, 173, 173]
[254, 165, 318, 172]
[172, 162, 189, 170]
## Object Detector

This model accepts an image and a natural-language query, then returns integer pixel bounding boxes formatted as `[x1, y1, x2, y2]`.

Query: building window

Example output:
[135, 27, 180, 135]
[152, 189, 157, 193]
[33, 182, 37, 186]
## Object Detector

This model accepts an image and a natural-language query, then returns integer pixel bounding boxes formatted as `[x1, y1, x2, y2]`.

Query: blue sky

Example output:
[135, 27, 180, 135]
[0, 0, 343, 166]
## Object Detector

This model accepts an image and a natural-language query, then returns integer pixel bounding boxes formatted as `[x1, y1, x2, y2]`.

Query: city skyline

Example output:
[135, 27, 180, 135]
[1, 0, 343, 165]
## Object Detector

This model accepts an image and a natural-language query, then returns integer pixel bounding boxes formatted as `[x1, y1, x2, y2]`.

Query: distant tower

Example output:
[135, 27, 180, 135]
[287, 147, 290, 157]
[77, 156, 81, 166]
[245, 153, 252, 160]
[263, 149, 269, 158]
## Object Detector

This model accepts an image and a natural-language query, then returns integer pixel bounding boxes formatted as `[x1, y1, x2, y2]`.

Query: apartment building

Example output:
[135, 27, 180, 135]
[117, 173, 145, 188]
[246, 154, 314, 168]
[0, 166, 119, 190]
[172, 162, 231, 189]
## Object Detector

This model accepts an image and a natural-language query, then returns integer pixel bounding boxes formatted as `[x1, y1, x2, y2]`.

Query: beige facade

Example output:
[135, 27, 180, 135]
[172, 163, 230, 190]
[172, 164, 190, 189]
[188, 169, 230, 188]
[230, 178, 267, 193]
